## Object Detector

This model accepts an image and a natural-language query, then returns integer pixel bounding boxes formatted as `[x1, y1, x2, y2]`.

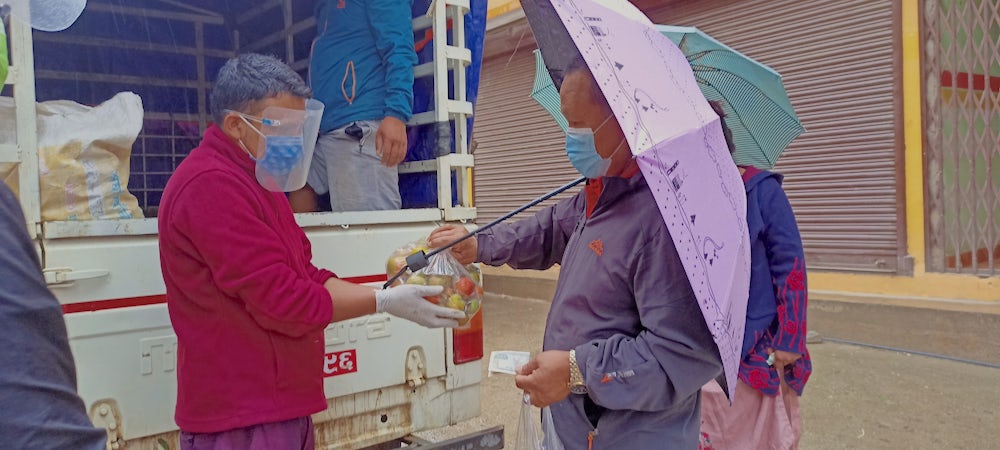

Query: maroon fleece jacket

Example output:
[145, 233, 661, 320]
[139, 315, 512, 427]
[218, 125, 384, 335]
[158, 125, 335, 433]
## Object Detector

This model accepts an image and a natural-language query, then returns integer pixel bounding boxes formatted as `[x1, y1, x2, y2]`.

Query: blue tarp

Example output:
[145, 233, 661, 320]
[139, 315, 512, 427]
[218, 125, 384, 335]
[401, 0, 487, 208]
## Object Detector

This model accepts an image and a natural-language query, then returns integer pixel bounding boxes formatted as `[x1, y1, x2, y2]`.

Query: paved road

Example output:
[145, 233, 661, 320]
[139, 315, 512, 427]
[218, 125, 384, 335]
[416, 294, 1000, 449]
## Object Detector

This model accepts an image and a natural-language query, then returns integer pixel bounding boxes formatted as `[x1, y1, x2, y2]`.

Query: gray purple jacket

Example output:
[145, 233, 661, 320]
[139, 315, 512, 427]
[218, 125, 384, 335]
[478, 172, 723, 449]
[0, 183, 107, 449]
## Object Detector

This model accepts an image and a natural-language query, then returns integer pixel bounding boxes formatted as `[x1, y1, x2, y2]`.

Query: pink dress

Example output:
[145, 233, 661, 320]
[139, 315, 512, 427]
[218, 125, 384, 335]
[699, 377, 801, 450]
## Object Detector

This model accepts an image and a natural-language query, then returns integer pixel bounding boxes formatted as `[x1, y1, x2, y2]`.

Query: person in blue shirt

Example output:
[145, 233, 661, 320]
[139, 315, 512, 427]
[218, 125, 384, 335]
[290, 0, 418, 213]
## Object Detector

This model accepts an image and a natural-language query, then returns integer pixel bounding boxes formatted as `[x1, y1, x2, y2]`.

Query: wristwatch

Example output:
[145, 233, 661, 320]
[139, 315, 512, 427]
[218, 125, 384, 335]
[568, 349, 588, 395]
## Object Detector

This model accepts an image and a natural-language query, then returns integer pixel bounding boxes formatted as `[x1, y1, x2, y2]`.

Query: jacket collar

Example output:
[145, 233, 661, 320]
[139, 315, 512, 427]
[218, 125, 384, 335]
[739, 165, 783, 192]
[587, 170, 647, 218]
[202, 125, 256, 176]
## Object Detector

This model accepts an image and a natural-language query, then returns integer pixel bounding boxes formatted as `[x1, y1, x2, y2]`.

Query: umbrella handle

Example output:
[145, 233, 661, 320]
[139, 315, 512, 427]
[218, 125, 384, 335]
[382, 176, 587, 289]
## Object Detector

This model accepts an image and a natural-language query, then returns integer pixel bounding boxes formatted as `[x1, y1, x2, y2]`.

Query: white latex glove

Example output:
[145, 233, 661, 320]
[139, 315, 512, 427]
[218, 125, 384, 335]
[375, 284, 465, 328]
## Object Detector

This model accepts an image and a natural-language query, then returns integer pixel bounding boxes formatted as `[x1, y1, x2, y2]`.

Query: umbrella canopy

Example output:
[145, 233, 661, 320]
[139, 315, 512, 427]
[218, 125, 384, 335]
[659, 25, 804, 169]
[522, 0, 750, 399]
[530, 22, 804, 169]
[531, 49, 568, 132]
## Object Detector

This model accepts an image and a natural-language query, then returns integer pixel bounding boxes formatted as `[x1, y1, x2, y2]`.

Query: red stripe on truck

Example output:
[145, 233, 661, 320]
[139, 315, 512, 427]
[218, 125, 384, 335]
[60, 274, 389, 314]
[62, 294, 167, 314]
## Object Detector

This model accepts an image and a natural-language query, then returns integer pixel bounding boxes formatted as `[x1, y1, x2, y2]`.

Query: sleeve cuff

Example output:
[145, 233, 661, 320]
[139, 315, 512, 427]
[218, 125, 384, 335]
[475, 235, 491, 265]
[315, 288, 334, 326]
[312, 271, 335, 325]
[384, 109, 411, 123]
[573, 341, 598, 388]
[312, 268, 337, 285]
[771, 334, 805, 354]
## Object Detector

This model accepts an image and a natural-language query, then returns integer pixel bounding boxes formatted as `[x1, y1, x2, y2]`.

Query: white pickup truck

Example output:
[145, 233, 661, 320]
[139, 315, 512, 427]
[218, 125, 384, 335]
[0, 1, 499, 448]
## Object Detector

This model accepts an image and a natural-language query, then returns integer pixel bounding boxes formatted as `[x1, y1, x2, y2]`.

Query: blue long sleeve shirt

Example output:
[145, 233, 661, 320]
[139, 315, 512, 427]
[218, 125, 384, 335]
[310, 0, 417, 132]
[739, 167, 812, 396]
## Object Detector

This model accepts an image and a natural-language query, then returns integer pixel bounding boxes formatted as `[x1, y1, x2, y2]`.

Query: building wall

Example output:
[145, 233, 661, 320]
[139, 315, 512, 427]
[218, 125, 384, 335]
[477, 0, 999, 302]
[769, 0, 998, 302]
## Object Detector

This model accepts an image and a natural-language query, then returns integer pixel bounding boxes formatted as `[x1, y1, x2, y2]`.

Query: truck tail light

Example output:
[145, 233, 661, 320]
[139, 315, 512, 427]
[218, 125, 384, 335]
[452, 310, 483, 364]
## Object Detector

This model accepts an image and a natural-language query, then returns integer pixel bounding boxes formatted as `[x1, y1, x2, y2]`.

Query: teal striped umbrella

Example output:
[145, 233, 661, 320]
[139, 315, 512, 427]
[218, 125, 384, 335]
[659, 25, 804, 169]
[531, 49, 568, 132]
[530, 25, 805, 169]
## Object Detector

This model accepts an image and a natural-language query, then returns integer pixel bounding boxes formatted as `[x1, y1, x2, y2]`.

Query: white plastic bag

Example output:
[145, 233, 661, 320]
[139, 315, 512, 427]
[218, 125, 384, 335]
[515, 393, 565, 450]
[541, 406, 565, 450]
[514, 394, 541, 450]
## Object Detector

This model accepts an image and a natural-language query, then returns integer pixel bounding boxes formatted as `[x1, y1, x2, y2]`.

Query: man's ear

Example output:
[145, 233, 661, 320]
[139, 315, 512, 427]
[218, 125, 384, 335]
[220, 112, 244, 141]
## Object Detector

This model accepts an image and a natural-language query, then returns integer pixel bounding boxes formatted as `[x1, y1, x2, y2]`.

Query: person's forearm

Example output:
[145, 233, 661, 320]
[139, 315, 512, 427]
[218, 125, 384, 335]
[476, 196, 583, 269]
[325, 278, 377, 322]
[289, 186, 319, 213]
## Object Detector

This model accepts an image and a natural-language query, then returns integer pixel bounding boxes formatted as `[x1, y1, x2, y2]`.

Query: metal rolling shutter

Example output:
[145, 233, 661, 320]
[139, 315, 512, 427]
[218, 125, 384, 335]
[648, 0, 905, 273]
[472, 49, 582, 223]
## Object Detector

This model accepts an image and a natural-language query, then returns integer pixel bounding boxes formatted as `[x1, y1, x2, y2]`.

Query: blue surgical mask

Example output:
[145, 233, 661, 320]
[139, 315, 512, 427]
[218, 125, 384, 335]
[236, 116, 305, 173]
[565, 115, 627, 179]
[244, 132, 304, 177]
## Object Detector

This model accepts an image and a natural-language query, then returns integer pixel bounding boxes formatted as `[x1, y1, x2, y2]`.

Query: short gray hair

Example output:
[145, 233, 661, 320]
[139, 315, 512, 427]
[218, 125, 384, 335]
[210, 53, 311, 123]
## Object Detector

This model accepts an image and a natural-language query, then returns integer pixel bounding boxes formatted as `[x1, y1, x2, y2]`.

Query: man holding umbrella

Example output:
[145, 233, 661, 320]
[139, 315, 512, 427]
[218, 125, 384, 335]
[429, 56, 724, 448]
[524, 9, 810, 449]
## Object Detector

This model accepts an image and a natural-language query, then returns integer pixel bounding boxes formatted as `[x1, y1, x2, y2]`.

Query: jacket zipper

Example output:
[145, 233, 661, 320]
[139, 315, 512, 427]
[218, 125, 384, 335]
[579, 181, 607, 450]
[588, 428, 599, 450]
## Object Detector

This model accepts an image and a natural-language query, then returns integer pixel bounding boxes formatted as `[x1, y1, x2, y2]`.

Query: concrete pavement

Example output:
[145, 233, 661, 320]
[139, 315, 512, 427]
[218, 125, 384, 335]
[416, 294, 1000, 449]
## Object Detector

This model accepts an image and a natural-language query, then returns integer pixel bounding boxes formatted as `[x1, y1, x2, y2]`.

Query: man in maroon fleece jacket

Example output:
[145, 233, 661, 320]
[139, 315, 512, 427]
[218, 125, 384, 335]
[158, 53, 464, 450]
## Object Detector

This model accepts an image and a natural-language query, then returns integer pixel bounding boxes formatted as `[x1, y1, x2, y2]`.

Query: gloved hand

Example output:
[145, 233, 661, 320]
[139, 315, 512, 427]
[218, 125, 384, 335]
[375, 284, 466, 328]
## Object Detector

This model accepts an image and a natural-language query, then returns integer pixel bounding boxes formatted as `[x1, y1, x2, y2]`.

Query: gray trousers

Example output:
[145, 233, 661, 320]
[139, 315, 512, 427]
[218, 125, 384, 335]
[306, 120, 402, 212]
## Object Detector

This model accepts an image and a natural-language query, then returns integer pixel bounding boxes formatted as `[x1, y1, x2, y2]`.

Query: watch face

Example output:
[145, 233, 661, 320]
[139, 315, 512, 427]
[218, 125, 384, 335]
[570, 385, 588, 395]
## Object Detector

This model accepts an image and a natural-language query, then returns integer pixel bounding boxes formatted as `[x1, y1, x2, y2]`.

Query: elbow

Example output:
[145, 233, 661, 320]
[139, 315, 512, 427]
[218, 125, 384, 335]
[252, 317, 328, 339]
[247, 292, 334, 338]
[250, 299, 332, 337]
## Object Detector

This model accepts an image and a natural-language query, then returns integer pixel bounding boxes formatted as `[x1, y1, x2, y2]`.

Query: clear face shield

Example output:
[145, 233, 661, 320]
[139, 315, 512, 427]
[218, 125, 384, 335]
[229, 98, 324, 192]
